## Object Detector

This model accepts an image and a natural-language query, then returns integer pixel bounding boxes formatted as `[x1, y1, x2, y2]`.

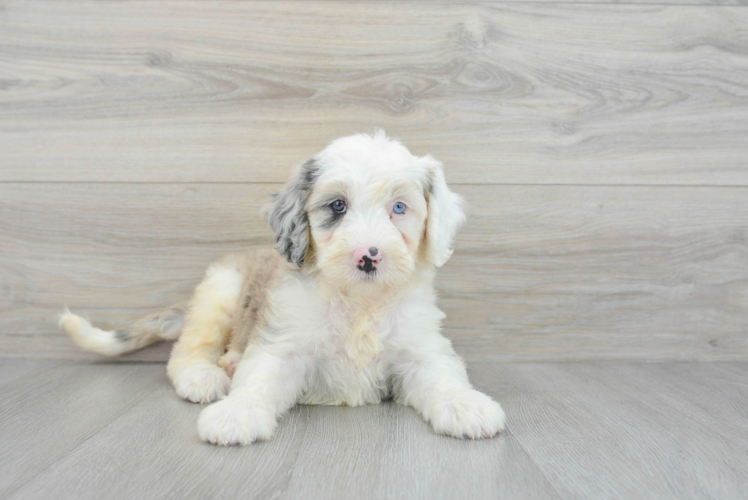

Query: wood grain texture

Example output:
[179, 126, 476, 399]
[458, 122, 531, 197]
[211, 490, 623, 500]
[478, 363, 748, 499]
[280, 404, 560, 500]
[1, 182, 746, 362]
[0, 358, 64, 389]
[10, 389, 559, 500]
[1, 1, 748, 185]
[0, 362, 165, 497]
[10, 384, 312, 500]
[1, 0, 747, 361]
[7, 361, 748, 499]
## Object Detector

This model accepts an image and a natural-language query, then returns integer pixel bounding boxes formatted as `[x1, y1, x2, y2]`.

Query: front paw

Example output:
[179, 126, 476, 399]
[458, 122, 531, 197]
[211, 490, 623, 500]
[198, 398, 276, 446]
[428, 390, 506, 439]
[173, 365, 231, 404]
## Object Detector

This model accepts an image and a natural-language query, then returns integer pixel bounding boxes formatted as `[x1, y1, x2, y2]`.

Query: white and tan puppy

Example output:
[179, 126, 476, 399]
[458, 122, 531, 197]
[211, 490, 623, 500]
[60, 131, 506, 445]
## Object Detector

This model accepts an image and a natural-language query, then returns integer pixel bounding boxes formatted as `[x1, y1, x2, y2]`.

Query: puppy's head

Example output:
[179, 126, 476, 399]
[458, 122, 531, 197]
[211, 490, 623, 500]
[265, 131, 465, 291]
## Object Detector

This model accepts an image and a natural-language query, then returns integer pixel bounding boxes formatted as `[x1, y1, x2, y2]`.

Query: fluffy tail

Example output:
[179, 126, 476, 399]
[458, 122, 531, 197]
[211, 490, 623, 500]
[59, 304, 186, 356]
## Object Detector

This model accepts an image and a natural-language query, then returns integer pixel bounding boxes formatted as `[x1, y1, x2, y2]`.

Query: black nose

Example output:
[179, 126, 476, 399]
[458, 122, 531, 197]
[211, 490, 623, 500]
[368, 247, 378, 257]
[358, 255, 376, 274]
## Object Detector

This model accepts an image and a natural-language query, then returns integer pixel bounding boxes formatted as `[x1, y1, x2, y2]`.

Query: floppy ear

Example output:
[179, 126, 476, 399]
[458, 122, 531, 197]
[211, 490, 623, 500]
[263, 159, 318, 267]
[421, 156, 466, 267]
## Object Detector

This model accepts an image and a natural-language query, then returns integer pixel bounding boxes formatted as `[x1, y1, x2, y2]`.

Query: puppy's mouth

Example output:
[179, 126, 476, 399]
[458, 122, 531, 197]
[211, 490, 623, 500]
[357, 255, 378, 275]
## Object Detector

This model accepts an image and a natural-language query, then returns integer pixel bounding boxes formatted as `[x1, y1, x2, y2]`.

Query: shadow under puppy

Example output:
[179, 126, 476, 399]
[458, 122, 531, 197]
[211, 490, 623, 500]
[60, 131, 506, 445]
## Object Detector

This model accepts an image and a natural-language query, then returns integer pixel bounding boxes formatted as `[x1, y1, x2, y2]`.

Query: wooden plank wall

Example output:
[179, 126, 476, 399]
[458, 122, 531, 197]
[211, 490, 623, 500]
[1, 0, 746, 362]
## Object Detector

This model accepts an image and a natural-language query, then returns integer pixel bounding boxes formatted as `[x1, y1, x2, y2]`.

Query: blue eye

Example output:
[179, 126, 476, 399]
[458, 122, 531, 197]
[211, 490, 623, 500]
[331, 199, 347, 214]
[393, 201, 406, 214]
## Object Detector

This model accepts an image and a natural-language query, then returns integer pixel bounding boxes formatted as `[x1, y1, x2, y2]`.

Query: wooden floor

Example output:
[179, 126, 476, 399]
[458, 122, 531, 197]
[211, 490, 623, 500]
[0, 360, 745, 500]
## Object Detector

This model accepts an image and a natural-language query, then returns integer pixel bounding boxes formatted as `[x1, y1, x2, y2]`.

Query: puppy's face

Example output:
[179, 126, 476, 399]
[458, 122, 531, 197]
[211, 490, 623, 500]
[266, 132, 465, 292]
[306, 149, 428, 289]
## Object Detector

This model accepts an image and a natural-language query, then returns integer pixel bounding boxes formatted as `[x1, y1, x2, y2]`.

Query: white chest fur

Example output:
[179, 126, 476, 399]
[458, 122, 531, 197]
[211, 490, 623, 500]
[264, 272, 435, 406]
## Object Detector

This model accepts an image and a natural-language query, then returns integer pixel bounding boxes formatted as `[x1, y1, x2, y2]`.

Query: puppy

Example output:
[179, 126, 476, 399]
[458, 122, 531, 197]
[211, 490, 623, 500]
[60, 131, 506, 445]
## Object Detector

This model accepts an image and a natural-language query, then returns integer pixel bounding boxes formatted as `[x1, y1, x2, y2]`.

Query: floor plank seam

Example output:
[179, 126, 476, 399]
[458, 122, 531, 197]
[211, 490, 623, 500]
[273, 405, 316, 499]
[508, 428, 568, 500]
[499, 381, 579, 499]
[6, 378, 165, 500]
[470, 365, 567, 499]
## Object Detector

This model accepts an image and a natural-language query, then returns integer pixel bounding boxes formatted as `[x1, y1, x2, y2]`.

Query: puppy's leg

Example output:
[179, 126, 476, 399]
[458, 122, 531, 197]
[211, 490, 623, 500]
[167, 263, 243, 404]
[393, 349, 505, 439]
[198, 348, 308, 445]
[218, 248, 281, 379]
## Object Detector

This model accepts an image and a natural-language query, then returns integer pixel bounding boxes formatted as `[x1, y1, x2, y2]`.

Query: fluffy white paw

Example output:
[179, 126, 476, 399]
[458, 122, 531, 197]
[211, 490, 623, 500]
[428, 390, 506, 439]
[198, 398, 276, 446]
[174, 365, 231, 404]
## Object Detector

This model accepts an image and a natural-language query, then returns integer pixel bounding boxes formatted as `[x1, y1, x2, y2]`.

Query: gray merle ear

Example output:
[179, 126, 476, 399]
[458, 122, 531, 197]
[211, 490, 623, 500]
[263, 159, 319, 267]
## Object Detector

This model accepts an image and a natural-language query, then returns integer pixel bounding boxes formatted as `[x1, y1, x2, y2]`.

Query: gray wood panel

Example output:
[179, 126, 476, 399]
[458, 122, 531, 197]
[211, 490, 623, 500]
[590, 362, 748, 444]
[0, 358, 64, 388]
[469, 362, 748, 499]
[7, 361, 748, 499]
[2, 1, 747, 185]
[281, 404, 560, 500]
[0, 362, 165, 497]
[11, 384, 312, 500]
[1, 183, 746, 362]
[11, 390, 560, 500]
